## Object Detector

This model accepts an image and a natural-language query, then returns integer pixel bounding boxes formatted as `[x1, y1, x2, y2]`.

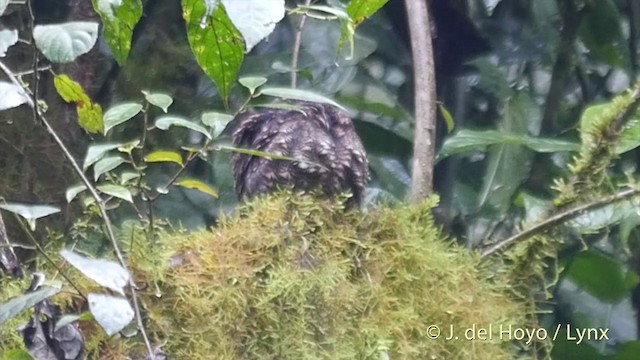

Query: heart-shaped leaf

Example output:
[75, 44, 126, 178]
[33, 22, 99, 63]
[142, 91, 173, 113]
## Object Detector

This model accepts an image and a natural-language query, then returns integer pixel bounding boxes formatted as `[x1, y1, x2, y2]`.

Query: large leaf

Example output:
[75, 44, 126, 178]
[33, 22, 99, 63]
[88, 294, 134, 336]
[103, 102, 143, 134]
[259, 87, 345, 109]
[182, 0, 244, 105]
[54, 74, 103, 133]
[346, 0, 389, 25]
[438, 129, 579, 160]
[61, 249, 130, 295]
[0, 29, 18, 57]
[92, 0, 143, 65]
[565, 250, 636, 303]
[0, 286, 61, 325]
[155, 115, 212, 139]
[0, 82, 30, 111]
[0, 202, 60, 230]
[221, 0, 285, 53]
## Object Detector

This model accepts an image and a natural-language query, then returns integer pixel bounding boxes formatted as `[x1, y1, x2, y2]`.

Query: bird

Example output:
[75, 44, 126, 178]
[229, 101, 370, 207]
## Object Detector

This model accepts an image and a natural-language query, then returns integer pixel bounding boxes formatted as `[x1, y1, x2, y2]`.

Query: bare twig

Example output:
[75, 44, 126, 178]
[404, 0, 437, 202]
[481, 187, 640, 257]
[0, 211, 23, 277]
[290, 0, 312, 88]
[0, 59, 155, 359]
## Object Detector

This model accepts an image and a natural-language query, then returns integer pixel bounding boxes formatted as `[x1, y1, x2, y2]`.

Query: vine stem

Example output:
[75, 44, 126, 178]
[290, 0, 312, 88]
[481, 187, 640, 257]
[0, 59, 155, 359]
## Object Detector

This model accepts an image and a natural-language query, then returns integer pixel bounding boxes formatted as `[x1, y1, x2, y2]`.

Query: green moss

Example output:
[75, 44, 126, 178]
[1, 192, 533, 359]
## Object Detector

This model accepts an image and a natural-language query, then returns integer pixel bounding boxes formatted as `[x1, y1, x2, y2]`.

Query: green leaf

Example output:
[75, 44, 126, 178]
[61, 249, 130, 295]
[438, 103, 455, 133]
[346, 0, 388, 25]
[55, 314, 82, 332]
[201, 111, 233, 138]
[221, 0, 285, 52]
[566, 250, 634, 303]
[120, 171, 141, 184]
[0, 286, 61, 325]
[155, 115, 212, 139]
[617, 116, 640, 154]
[438, 129, 580, 160]
[0, 202, 60, 230]
[182, 0, 244, 105]
[0, 29, 19, 57]
[103, 102, 143, 134]
[96, 184, 133, 203]
[93, 156, 126, 181]
[84, 142, 126, 170]
[53, 74, 103, 133]
[238, 76, 267, 94]
[175, 178, 218, 198]
[579, 0, 630, 69]
[66, 183, 88, 203]
[33, 22, 99, 63]
[142, 91, 173, 113]
[259, 87, 344, 109]
[144, 151, 183, 166]
[88, 293, 134, 336]
[0, 349, 32, 360]
[92, 0, 142, 65]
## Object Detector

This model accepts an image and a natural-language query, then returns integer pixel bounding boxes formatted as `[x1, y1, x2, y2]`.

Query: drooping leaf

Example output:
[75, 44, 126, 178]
[33, 22, 99, 63]
[61, 249, 130, 295]
[120, 171, 141, 184]
[54, 74, 103, 133]
[84, 142, 127, 170]
[155, 115, 212, 139]
[117, 139, 141, 154]
[238, 76, 267, 94]
[182, 0, 244, 105]
[88, 294, 134, 336]
[96, 184, 134, 203]
[201, 111, 233, 138]
[142, 91, 173, 113]
[175, 179, 218, 198]
[54, 313, 87, 332]
[144, 151, 183, 166]
[93, 156, 126, 181]
[0, 202, 60, 230]
[65, 184, 88, 203]
[0, 82, 29, 111]
[259, 87, 344, 109]
[0, 29, 18, 57]
[438, 103, 455, 133]
[221, 0, 285, 53]
[92, 0, 142, 65]
[0, 286, 60, 325]
[103, 102, 143, 134]
[346, 0, 389, 25]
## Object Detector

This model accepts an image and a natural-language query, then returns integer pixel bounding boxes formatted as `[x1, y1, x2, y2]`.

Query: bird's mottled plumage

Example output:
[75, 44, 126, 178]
[230, 101, 370, 205]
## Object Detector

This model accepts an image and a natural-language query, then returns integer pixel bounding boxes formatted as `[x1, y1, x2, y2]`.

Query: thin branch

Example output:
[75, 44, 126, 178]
[0, 59, 155, 359]
[0, 211, 23, 277]
[481, 187, 640, 257]
[290, 0, 312, 88]
[405, 0, 437, 202]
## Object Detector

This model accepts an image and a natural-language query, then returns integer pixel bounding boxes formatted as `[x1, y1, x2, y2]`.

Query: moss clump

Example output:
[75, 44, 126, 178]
[1, 192, 531, 359]
[144, 192, 529, 359]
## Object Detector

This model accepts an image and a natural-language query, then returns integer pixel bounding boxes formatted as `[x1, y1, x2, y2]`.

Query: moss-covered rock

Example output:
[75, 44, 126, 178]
[1, 192, 532, 359]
